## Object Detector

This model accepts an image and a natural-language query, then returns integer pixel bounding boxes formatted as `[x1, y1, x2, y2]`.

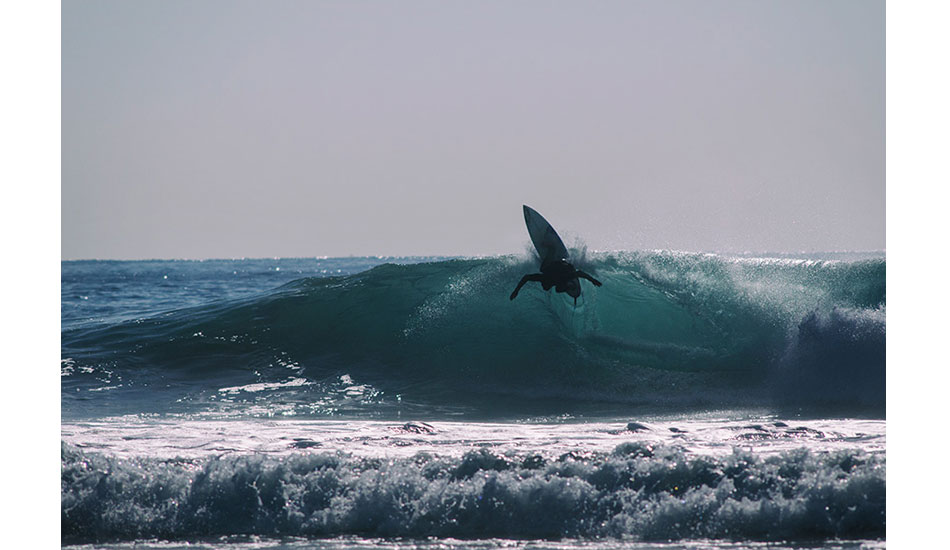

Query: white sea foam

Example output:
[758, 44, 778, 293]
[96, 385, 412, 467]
[61, 419, 885, 543]
[61, 417, 884, 461]
[218, 377, 311, 395]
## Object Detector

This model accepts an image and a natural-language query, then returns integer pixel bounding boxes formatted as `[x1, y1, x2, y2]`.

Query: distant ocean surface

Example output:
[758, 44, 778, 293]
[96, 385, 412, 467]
[61, 252, 885, 549]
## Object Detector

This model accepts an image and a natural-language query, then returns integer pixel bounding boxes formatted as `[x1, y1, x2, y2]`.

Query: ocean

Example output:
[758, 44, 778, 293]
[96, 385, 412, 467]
[61, 252, 885, 549]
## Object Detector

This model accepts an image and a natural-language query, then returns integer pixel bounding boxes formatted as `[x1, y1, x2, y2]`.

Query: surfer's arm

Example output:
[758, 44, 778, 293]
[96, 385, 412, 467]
[510, 273, 545, 300]
[575, 270, 602, 287]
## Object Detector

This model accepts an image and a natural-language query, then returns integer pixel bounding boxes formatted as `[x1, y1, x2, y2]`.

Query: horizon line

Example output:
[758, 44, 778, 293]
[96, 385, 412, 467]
[61, 248, 887, 262]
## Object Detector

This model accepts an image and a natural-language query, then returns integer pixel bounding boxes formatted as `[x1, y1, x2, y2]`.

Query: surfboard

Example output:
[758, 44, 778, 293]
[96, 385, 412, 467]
[523, 205, 569, 269]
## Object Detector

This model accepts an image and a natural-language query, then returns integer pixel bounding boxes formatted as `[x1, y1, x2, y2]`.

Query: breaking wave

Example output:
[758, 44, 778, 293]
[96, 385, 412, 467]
[61, 252, 885, 417]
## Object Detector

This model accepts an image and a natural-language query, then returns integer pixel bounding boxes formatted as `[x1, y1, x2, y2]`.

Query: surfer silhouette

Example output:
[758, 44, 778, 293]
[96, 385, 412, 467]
[510, 205, 602, 304]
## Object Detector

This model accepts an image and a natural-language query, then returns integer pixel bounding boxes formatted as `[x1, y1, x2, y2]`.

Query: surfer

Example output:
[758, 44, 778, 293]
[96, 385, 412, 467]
[510, 205, 602, 304]
[509, 258, 602, 301]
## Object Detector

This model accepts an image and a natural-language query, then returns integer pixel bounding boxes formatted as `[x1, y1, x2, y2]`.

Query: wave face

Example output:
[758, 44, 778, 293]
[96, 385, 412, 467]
[61, 253, 885, 418]
[61, 441, 885, 543]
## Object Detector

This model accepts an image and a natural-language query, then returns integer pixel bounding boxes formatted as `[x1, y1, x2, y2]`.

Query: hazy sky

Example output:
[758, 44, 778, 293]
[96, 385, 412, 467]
[62, 0, 884, 260]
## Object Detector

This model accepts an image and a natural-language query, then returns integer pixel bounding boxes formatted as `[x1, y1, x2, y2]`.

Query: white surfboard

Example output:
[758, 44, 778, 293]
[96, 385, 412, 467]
[523, 205, 569, 269]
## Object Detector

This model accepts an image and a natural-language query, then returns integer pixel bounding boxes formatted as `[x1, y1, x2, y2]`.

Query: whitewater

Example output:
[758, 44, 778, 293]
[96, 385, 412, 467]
[61, 252, 885, 548]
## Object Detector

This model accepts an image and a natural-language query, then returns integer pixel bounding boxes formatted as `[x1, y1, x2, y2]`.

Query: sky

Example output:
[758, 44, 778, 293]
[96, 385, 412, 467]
[62, 0, 884, 260]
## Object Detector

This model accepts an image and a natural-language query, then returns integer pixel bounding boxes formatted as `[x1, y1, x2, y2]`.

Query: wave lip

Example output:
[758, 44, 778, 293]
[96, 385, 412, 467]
[61, 441, 885, 543]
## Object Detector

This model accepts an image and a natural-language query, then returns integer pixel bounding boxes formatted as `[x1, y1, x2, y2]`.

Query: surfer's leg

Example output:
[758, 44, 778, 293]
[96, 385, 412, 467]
[510, 273, 545, 300]
[575, 270, 603, 287]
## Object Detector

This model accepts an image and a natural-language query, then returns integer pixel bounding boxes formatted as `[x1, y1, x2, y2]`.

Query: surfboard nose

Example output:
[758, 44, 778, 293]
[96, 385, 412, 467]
[522, 205, 569, 267]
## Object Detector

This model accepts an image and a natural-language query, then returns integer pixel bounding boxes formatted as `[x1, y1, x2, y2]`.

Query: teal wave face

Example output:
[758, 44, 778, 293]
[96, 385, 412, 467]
[61, 253, 885, 418]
